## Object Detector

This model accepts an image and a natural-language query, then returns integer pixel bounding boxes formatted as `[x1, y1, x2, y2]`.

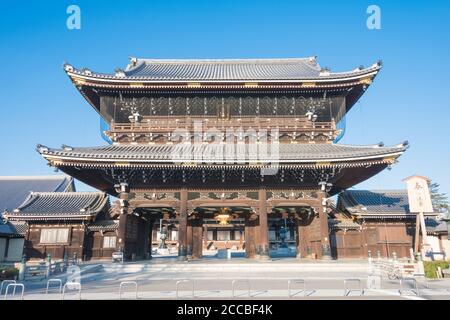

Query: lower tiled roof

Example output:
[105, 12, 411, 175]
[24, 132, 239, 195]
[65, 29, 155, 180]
[5, 192, 109, 221]
[87, 219, 119, 231]
[0, 175, 74, 213]
[338, 189, 436, 218]
[328, 219, 361, 230]
[0, 217, 25, 238]
[37, 143, 407, 163]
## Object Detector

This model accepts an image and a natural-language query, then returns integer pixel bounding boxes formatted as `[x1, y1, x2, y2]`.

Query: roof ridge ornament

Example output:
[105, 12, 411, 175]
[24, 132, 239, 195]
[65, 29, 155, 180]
[63, 63, 74, 72]
[81, 68, 92, 76]
[115, 68, 126, 78]
[36, 144, 48, 153]
[129, 56, 138, 66]
[319, 67, 331, 76]
[61, 144, 73, 151]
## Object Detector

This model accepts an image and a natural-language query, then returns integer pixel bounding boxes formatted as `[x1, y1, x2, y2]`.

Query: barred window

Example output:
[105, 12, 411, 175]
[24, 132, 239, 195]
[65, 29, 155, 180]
[103, 236, 117, 249]
[40, 228, 69, 244]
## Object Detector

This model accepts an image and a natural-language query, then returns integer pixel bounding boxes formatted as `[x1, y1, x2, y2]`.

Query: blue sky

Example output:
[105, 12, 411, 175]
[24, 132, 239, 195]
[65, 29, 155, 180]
[0, 0, 449, 195]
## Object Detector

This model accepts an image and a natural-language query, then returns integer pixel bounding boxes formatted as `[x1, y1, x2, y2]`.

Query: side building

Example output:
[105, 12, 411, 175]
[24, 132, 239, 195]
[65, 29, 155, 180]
[0, 175, 74, 262]
[3, 192, 115, 260]
[335, 189, 438, 259]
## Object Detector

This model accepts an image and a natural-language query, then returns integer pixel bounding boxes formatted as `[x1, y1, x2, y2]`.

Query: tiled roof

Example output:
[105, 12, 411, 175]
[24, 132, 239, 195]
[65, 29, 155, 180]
[87, 219, 119, 232]
[328, 219, 361, 230]
[338, 189, 438, 218]
[0, 217, 25, 238]
[426, 219, 448, 234]
[9, 221, 28, 235]
[0, 175, 74, 213]
[339, 190, 411, 216]
[37, 143, 407, 164]
[65, 57, 382, 82]
[5, 192, 109, 221]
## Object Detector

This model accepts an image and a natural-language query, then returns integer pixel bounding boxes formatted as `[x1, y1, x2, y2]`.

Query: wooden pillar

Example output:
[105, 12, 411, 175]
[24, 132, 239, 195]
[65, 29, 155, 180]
[147, 220, 153, 259]
[117, 183, 130, 260]
[239, 227, 243, 249]
[177, 189, 188, 261]
[296, 217, 310, 259]
[187, 221, 193, 259]
[258, 188, 270, 259]
[245, 215, 257, 258]
[318, 192, 332, 260]
[414, 214, 421, 252]
[203, 225, 208, 249]
[192, 218, 203, 259]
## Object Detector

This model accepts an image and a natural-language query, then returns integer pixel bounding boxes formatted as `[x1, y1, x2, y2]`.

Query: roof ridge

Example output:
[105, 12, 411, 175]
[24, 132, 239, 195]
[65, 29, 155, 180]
[25, 191, 105, 196]
[0, 175, 70, 180]
[136, 57, 317, 64]
[346, 189, 407, 193]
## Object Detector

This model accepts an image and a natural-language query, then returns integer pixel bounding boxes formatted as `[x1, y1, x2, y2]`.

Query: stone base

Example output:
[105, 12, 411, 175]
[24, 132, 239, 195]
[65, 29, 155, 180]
[156, 248, 170, 255]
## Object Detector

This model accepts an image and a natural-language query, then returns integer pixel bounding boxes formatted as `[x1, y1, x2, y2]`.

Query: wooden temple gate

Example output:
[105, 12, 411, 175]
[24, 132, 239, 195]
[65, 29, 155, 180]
[115, 185, 332, 260]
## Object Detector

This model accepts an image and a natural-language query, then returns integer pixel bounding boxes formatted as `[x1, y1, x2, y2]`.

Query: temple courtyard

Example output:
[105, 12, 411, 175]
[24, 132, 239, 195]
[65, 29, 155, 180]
[5, 257, 450, 300]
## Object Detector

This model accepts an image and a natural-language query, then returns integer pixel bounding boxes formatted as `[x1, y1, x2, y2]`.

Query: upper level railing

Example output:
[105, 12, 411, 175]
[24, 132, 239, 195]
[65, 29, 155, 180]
[105, 116, 339, 143]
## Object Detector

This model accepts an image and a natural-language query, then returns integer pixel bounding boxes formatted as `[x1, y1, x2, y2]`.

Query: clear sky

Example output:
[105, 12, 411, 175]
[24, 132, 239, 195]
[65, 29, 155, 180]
[0, 0, 449, 195]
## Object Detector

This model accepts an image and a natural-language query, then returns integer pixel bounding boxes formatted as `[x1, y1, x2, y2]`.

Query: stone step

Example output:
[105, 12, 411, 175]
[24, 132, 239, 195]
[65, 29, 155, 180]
[102, 262, 370, 273]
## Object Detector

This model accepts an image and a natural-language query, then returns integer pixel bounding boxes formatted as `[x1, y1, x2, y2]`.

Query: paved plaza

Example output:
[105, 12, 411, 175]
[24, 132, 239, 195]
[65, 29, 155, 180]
[3, 257, 450, 300]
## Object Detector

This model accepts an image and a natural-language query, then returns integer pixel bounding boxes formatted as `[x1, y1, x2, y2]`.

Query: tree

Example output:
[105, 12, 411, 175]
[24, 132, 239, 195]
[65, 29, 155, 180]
[429, 182, 449, 215]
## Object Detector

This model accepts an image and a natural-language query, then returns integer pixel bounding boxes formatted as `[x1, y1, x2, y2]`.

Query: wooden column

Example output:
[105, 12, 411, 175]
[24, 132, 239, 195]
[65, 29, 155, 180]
[192, 218, 203, 259]
[203, 225, 208, 249]
[245, 215, 257, 258]
[318, 192, 332, 260]
[147, 220, 153, 259]
[177, 189, 188, 261]
[258, 188, 270, 259]
[296, 217, 310, 259]
[414, 214, 421, 252]
[187, 221, 193, 259]
[117, 183, 130, 260]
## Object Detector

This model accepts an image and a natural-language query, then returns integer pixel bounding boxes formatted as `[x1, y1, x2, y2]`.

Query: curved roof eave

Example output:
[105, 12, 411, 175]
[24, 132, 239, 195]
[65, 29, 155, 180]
[63, 61, 381, 84]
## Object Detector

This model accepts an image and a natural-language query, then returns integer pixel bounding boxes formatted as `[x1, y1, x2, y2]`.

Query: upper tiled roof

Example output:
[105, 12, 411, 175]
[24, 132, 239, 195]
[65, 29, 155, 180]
[0, 175, 74, 213]
[5, 192, 109, 221]
[37, 142, 407, 164]
[64, 57, 382, 82]
[338, 189, 437, 218]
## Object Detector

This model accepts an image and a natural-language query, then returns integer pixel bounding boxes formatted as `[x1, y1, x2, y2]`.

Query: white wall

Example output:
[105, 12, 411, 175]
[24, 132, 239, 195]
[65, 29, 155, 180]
[0, 238, 6, 262]
[0, 238, 24, 262]
[427, 235, 445, 260]
[440, 236, 450, 260]
[6, 238, 24, 262]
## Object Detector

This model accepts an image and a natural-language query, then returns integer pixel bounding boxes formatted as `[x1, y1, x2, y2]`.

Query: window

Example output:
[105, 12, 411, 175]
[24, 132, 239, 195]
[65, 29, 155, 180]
[103, 236, 117, 249]
[40, 228, 69, 244]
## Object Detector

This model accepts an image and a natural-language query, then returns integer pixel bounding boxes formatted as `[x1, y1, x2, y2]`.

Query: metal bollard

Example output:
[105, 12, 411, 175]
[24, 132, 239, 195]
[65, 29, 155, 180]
[344, 279, 363, 296]
[176, 280, 195, 299]
[62, 282, 81, 300]
[46, 279, 63, 294]
[399, 278, 420, 296]
[231, 280, 251, 298]
[1, 280, 16, 295]
[287, 279, 306, 298]
[119, 281, 138, 300]
[4, 283, 25, 300]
